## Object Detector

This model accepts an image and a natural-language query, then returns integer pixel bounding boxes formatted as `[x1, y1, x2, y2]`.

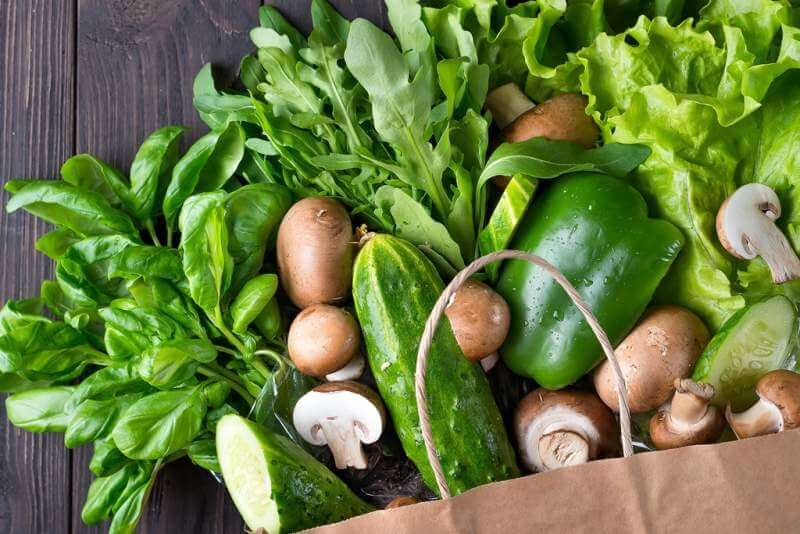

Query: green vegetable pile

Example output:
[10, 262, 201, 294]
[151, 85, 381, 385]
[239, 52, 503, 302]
[4, 0, 800, 532]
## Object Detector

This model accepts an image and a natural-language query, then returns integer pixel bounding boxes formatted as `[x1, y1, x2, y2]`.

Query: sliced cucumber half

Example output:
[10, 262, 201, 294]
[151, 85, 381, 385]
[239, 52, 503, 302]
[692, 295, 797, 411]
[216, 415, 373, 533]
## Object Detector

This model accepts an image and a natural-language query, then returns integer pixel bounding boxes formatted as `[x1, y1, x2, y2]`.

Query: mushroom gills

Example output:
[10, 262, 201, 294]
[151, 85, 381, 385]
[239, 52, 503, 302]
[521, 407, 600, 472]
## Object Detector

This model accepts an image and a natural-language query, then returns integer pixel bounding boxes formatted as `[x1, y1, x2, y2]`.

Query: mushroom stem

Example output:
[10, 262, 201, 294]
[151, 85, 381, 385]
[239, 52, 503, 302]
[670, 378, 715, 426]
[747, 222, 800, 283]
[485, 83, 535, 129]
[480, 352, 500, 372]
[538, 430, 590, 470]
[725, 399, 784, 439]
[318, 418, 368, 469]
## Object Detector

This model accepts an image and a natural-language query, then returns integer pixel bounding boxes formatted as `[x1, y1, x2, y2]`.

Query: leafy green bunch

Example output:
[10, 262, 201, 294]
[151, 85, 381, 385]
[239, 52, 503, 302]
[2, 123, 314, 533]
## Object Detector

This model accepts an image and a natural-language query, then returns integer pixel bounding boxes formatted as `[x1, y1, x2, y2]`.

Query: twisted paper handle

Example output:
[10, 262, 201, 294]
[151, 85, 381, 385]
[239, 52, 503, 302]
[414, 250, 633, 499]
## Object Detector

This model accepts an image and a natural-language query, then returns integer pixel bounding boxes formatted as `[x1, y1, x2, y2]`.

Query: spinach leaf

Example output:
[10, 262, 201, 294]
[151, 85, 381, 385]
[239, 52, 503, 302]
[90, 438, 130, 477]
[0, 297, 47, 336]
[478, 138, 652, 188]
[65, 393, 141, 448]
[5, 180, 138, 237]
[108, 245, 183, 282]
[230, 274, 279, 333]
[126, 278, 205, 339]
[178, 192, 233, 316]
[5, 386, 75, 432]
[70, 363, 150, 409]
[252, 298, 283, 341]
[129, 126, 186, 221]
[60, 154, 131, 208]
[138, 339, 217, 390]
[187, 438, 220, 474]
[224, 183, 291, 296]
[107, 461, 157, 534]
[82, 462, 139, 525]
[35, 227, 80, 260]
[200, 379, 231, 409]
[112, 387, 206, 460]
[163, 123, 245, 228]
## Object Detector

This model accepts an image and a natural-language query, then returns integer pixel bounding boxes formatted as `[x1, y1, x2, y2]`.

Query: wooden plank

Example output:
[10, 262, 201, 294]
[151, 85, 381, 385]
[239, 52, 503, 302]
[73, 1, 259, 532]
[0, 1, 76, 533]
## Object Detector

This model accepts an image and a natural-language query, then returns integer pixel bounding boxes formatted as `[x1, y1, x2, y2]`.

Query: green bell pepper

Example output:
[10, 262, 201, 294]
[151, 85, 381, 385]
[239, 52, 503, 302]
[496, 172, 684, 389]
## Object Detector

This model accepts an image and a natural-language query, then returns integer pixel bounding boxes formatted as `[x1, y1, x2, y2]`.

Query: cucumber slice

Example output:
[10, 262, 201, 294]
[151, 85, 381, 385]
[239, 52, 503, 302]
[692, 296, 797, 411]
[216, 415, 372, 533]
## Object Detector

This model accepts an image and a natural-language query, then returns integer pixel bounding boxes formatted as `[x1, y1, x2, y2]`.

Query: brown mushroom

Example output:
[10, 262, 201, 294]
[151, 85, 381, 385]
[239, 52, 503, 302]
[277, 197, 355, 309]
[292, 381, 385, 470]
[594, 306, 710, 413]
[385, 496, 419, 509]
[444, 280, 511, 364]
[288, 304, 361, 377]
[716, 183, 800, 284]
[514, 388, 618, 472]
[726, 370, 800, 439]
[649, 379, 725, 450]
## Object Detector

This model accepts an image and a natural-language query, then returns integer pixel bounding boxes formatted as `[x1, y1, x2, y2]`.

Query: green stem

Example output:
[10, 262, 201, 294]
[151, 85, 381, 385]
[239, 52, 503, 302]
[254, 349, 288, 372]
[144, 219, 162, 247]
[250, 358, 273, 381]
[205, 360, 261, 397]
[197, 365, 256, 405]
[166, 225, 174, 249]
[212, 307, 248, 355]
[213, 345, 239, 357]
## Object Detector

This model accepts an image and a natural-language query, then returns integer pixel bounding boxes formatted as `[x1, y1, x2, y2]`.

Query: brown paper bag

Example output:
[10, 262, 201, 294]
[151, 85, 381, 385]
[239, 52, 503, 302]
[309, 251, 800, 533]
[308, 430, 800, 533]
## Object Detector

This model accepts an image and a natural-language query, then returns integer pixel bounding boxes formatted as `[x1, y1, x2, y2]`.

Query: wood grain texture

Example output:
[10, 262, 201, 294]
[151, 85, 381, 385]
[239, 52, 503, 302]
[0, 1, 76, 533]
[1, 1, 388, 532]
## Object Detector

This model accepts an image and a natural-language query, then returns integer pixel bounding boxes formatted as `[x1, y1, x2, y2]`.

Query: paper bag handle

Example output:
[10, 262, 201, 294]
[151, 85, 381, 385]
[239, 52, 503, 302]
[414, 250, 633, 499]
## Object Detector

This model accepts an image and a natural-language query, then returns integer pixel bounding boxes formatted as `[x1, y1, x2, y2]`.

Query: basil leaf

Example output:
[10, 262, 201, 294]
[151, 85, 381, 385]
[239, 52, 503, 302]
[5, 180, 137, 237]
[230, 274, 279, 333]
[65, 393, 140, 449]
[70, 364, 150, 409]
[200, 380, 230, 409]
[478, 138, 652, 188]
[129, 126, 186, 221]
[162, 123, 245, 228]
[126, 278, 205, 339]
[107, 462, 156, 534]
[112, 387, 206, 460]
[5, 386, 75, 432]
[35, 227, 80, 260]
[253, 298, 283, 341]
[178, 192, 233, 315]
[0, 297, 46, 336]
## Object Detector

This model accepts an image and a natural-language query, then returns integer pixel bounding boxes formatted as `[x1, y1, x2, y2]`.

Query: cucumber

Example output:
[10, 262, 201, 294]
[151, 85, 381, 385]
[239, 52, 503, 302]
[353, 234, 519, 496]
[692, 295, 798, 411]
[216, 415, 372, 533]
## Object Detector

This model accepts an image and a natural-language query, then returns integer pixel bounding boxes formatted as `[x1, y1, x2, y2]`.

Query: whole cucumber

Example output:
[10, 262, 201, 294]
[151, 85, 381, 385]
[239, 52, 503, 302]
[353, 234, 519, 496]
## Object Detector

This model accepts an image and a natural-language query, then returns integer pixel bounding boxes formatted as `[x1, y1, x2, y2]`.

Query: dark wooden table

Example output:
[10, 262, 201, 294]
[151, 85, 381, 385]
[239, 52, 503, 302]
[0, 1, 384, 532]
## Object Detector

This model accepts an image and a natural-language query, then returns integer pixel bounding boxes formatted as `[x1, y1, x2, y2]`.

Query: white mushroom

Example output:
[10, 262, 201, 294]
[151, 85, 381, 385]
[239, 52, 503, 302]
[484, 83, 536, 129]
[514, 388, 618, 472]
[649, 379, 725, 449]
[325, 353, 366, 382]
[726, 370, 800, 439]
[293, 381, 385, 470]
[716, 183, 800, 283]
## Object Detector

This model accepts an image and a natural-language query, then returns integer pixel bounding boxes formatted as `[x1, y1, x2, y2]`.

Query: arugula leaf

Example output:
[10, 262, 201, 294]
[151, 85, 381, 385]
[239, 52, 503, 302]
[311, 0, 351, 45]
[478, 138, 652, 188]
[345, 19, 450, 220]
[258, 5, 307, 51]
[112, 387, 206, 460]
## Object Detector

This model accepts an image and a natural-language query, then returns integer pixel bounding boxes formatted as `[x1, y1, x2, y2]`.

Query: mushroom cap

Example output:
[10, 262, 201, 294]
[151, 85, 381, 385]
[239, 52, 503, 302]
[503, 94, 599, 148]
[594, 305, 709, 413]
[716, 183, 780, 260]
[385, 496, 419, 509]
[756, 370, 800, 430]
[292, 381, 385, 446]
[649, 381, 725, 450]
[444, 280, 511, 363]
[514, 388, 619, 472]
[288, 304, 361, 377]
